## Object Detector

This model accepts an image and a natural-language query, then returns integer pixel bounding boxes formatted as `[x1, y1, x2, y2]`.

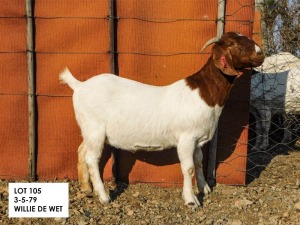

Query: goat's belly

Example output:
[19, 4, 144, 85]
[106, 135, 175, 152]
[107, 139, 174, 152]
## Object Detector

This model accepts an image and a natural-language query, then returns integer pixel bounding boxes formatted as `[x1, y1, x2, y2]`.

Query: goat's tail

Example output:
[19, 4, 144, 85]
[59, 67, 82, 90]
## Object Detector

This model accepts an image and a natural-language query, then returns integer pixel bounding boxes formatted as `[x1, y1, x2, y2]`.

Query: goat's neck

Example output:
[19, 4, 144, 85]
[185, 56, 235, 107]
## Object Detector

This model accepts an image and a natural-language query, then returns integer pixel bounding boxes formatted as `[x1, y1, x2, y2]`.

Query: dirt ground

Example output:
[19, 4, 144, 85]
[0, 149, 299, 225]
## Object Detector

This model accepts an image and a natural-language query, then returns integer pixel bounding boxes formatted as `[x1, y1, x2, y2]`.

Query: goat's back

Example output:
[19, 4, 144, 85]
[255, 52, 300, 73]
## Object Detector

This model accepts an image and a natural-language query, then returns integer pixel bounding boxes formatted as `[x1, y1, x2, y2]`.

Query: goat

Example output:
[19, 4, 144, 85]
[60, 32, 264, 207]
[250, 52, 300, 150]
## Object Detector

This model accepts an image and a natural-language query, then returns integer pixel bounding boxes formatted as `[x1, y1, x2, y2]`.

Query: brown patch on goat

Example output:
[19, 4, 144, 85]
[186, 32, 264, 107]
[186, 57, 233, 107]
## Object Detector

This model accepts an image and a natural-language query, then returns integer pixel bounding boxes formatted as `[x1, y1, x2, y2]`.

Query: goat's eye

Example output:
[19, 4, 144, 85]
[229, 42, 235, 47]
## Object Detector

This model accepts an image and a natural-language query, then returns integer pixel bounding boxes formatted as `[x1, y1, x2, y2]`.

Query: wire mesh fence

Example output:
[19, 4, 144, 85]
[2, 0, 298, 187]
[247, 0, 300, 183]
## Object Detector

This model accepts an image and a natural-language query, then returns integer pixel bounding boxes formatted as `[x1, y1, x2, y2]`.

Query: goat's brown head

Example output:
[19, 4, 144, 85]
[202, 32, 265, 76]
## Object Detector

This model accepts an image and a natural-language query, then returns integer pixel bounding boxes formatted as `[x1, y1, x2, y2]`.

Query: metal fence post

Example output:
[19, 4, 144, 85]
[26, 0, 37, 181]
[108, 0, 119, 184]
[207, 0, 226, 187]
[255, 0, 269, 55]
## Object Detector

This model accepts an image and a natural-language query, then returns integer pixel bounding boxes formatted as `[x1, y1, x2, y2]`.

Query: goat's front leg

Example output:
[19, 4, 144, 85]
[177, 136, 200, 207]
[260, 108, 272, 150]
[282, 114, 293, 144]
[193, 146, 211, 195]
[253, 114, 264, 150]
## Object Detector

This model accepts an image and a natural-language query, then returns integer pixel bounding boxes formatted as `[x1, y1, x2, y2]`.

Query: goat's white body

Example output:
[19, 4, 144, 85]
[73, 74, 221, 152]
[250, 52, 300, 150]
[61, 69, 218, 206]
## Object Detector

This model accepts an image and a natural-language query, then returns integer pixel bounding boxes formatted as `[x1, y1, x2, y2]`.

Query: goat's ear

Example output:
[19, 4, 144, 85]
[212, 44, 239, 76]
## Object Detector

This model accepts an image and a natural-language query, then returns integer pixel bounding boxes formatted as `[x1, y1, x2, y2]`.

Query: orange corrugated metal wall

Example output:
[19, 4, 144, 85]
[0, 1, 28, 179]
[0, 0, 258, 185]
[35, 0, 111, 180]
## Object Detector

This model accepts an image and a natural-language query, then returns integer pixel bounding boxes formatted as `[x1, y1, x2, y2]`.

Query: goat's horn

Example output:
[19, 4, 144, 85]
[200, 37, 221, 52]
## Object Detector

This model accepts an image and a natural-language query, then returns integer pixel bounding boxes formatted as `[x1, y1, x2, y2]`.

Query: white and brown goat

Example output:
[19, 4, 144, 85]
[60, 32, 264, 207]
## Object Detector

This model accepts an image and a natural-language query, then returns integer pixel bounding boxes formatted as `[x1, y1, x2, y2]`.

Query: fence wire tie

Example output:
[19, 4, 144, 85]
[107, 15, 120, 21]
[215, 17, 225, 24]
[107, 50, 118, 54]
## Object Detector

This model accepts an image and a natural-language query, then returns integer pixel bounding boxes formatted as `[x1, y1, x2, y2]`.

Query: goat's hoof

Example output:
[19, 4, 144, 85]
[82, 191, 93, 198]
[80, 184, 93, 193]
[187, 202, 196, 207]
[251, 144, 267, 151]
[184, 195, 200, 208]
[186, 201, 200, 209]
[202, 184, 212, 195]
[281, 138, 292, 144]
[100, 196, 111, 204]
[251, 146, 261, 151]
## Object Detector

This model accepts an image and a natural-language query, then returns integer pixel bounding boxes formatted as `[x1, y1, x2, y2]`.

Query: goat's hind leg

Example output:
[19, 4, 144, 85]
[193, 146, 211, 195]
[78, 142, 92, 193]
[84, 132, 110, 204]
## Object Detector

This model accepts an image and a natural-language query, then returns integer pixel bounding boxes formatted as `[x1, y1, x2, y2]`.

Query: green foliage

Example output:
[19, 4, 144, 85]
[260, 0, 299, 56]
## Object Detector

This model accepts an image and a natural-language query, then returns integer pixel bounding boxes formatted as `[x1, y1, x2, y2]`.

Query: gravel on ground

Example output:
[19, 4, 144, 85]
[0, 150, 299, 225]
